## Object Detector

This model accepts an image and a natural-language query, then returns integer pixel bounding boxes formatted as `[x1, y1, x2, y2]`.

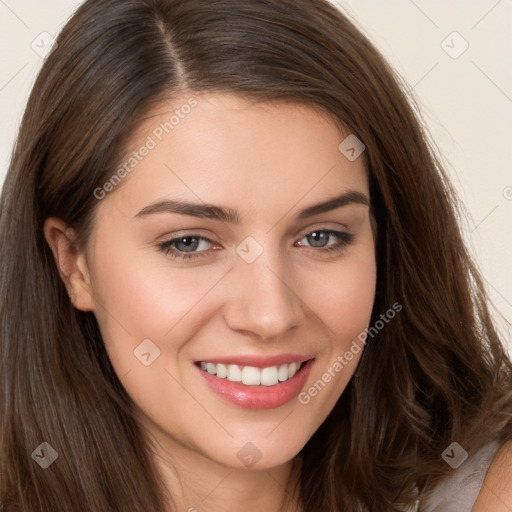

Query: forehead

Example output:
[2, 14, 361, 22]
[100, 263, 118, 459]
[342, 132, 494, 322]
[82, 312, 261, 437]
[100, 93, 369, 219]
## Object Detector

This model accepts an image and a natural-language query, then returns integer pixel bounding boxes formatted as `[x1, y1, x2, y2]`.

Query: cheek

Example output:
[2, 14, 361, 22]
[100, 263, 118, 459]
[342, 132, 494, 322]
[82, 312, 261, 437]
[86, 233, 225, 368]
[295, 254, 376, 428]
[90, 213, 220, 323]
[336, 269, 375, 341]
[302, 245, 376, 404]
[311, 252, 377, 343]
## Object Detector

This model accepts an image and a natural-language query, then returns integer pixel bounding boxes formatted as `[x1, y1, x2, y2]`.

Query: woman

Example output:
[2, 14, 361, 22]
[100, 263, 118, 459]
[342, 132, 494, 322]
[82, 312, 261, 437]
[1, 0, 511, 510]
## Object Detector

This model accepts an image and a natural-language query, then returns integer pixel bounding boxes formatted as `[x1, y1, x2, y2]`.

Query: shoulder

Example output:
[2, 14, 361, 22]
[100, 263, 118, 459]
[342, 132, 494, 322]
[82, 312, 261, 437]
[419, 440, 502, 511]
[473, 439, 512, 511]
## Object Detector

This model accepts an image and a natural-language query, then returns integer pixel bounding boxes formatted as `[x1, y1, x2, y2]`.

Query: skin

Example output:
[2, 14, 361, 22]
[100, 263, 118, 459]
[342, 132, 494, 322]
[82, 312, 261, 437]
[44, 93, 511, 510]
[472, 440, 512, 511]
[45, 94, 377, 511]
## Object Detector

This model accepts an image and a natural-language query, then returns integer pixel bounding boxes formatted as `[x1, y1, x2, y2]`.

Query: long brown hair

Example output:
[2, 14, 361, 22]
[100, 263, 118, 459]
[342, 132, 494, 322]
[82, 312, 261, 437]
[1, 0, 511, 510]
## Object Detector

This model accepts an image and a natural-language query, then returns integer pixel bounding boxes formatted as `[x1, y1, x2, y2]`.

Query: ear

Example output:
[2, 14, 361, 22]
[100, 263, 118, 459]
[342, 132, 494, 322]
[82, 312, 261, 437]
[43, 217, 96, 312]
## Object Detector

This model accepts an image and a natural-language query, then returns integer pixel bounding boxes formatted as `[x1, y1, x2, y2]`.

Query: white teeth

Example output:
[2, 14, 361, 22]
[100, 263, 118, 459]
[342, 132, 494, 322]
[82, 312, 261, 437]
[227, 364, 242, 382]
[260, 366, 279, 386]
[278, 363, 289, 381]
[242, 366, 261, 385]
[288, 362, 298, 378]
[216, 363, 227, 379]
[198, 360, 306, 386]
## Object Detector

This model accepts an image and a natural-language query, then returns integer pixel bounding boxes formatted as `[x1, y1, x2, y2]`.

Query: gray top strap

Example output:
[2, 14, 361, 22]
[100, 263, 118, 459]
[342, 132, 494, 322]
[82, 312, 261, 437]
[419, 440, 501, 511]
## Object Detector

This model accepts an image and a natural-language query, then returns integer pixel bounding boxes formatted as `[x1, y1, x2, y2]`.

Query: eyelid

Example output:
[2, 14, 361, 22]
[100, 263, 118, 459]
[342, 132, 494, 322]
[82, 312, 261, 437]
[156, 221, 350, 246]
[157, 223, 349, 248]
[157, 228, 227, 245]
[157, 225, 355, 261]
[295, 222, 350, 238]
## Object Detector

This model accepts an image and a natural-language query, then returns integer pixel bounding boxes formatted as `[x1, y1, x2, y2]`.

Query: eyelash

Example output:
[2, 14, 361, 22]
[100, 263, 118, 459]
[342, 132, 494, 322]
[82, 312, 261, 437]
[157, 229, 355, 260]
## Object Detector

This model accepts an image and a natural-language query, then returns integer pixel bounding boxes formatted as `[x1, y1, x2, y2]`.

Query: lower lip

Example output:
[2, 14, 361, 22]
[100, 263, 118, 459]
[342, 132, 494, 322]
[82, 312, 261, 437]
[196, 359, 315, 409]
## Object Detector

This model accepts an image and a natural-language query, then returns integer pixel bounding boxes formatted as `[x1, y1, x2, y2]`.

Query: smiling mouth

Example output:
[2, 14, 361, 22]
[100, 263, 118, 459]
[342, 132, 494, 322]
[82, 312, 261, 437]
[195, 360, 311, 387]
[195, 358, 316, 409]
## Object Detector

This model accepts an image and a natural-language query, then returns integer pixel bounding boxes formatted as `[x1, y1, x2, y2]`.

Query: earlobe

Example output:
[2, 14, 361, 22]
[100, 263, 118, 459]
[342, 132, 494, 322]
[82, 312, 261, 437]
[43, 217, 96, 312]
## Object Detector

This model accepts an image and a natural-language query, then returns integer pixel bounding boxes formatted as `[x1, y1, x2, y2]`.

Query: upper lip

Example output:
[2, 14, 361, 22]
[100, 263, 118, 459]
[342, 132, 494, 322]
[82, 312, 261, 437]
[195, 353, 314, 368]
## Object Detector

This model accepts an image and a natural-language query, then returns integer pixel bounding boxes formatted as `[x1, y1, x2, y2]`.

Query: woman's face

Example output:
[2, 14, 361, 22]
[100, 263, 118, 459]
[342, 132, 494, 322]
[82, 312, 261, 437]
[64, 94, 376, 470]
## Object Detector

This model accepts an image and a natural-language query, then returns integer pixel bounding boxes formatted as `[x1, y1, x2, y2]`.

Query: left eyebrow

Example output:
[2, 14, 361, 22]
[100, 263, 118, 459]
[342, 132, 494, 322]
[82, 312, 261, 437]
[134, 190, 369, 222]
[296, 190, 369, 219]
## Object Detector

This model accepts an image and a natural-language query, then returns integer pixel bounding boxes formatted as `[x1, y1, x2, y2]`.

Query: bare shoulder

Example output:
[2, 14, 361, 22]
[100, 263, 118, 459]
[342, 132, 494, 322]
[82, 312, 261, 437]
[473, 440, 512, 511]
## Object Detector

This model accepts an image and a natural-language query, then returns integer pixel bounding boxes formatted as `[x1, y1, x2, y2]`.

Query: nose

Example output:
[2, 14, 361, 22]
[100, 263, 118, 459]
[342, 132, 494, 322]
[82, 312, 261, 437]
[222, 244, 306, 340]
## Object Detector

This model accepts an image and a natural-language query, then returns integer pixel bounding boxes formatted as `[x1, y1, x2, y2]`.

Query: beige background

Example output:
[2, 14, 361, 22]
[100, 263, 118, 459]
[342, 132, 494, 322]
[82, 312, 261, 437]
[0, 1, 510, 349]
